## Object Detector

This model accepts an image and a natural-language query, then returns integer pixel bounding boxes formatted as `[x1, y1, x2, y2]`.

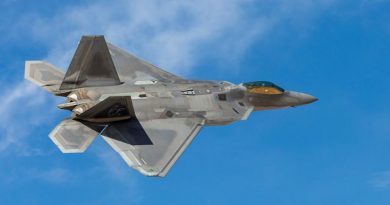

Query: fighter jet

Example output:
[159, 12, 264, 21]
[25, 36, 317, 177]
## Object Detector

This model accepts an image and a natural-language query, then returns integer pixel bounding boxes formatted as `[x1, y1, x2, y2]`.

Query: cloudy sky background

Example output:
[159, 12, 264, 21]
[1, 0, 390, 204]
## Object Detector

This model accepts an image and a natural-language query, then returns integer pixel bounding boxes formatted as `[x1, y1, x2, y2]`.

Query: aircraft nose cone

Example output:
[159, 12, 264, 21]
[298, 93, 318, 105]
[284, 91, 318, 106]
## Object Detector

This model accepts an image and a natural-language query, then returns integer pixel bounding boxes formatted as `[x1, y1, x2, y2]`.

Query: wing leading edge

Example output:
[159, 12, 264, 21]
[107, 43, 184, 84]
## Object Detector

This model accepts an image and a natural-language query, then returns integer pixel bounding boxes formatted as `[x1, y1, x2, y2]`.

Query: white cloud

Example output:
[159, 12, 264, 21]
[0, 81, 59, 156]
[28, 0, 265, 73]
[28, 167, 74, 184]
[369, 171, 390, 188]
[94, 145, 138, 180]
[24, 0, 338, 75]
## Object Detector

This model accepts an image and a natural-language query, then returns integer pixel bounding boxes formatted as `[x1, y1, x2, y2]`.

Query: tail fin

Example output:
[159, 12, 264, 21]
[49, 119, 104, 153]
[24, 61, 64, 94]
[26, 36, 122, 94]
[60, 35, 122, 90]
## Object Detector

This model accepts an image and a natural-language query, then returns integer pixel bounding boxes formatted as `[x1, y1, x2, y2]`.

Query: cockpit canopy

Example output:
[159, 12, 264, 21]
[243, 81, 285, 95]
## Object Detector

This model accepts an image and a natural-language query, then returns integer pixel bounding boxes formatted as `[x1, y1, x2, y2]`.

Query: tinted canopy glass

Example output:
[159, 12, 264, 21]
[243, 81, 284, 95]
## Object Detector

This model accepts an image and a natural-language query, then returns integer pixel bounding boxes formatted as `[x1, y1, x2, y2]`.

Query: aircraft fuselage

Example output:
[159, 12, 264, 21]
[59, 80, 317, 126]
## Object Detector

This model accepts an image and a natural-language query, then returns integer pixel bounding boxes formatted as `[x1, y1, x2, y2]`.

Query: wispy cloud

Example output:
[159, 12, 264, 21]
[28, 0, 270, 73]
[23, 0, 339, 74]
[368, 171, 390, 188]
[94, 145, 139, 180]
[27, 167, 74, 184]
[0, 81, 59, 156]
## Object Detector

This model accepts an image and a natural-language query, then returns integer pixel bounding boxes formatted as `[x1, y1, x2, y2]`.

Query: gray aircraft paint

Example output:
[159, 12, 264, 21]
[25, 36, 317, 177]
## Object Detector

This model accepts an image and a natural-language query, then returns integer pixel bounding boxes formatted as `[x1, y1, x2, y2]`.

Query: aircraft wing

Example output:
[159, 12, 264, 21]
[107, 43, 184, 84]
[101, 117, 204, 177]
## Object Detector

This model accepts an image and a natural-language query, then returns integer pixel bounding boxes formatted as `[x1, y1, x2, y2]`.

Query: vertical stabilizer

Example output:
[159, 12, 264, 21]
[60, 35, 122, 90]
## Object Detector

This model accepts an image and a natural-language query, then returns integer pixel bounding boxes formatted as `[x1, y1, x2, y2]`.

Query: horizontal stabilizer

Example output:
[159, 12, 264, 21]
[49, 119, 103, 153]
[25, 61, 64, 94]
[60, 35, 121, 90]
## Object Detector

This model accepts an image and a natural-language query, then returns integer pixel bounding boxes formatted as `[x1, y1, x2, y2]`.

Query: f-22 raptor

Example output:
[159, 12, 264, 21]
[25, 36, 317, 177]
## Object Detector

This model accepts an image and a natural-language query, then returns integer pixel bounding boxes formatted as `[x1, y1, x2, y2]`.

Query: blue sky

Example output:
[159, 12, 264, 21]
[1, 0, 390, 204]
